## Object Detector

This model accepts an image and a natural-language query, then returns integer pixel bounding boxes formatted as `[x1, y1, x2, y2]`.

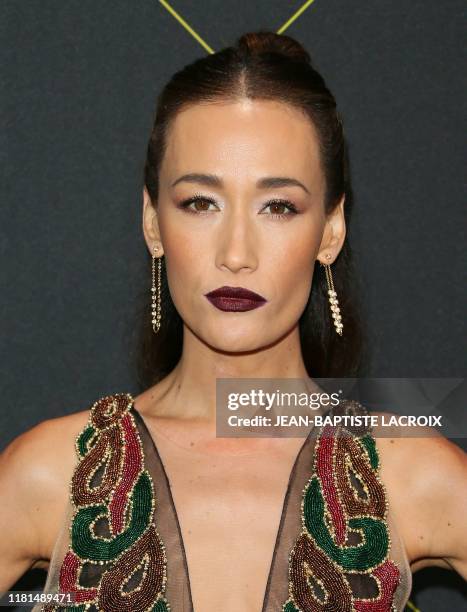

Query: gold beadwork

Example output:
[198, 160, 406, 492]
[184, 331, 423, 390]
[322, 258, 343, 336]
[282, 400, 401, 611]
[151, 246, 162, 334]
[41, 393, 171, 612]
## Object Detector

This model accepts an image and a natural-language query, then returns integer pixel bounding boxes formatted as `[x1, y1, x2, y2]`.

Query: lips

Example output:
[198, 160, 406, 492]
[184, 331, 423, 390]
[204, 286, 267, 312]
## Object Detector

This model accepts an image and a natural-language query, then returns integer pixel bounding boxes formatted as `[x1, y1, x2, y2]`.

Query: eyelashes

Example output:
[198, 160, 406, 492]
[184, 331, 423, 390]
[177, 194, 300, 219]
[177, 194, 215, 213]
[263, 199, 299, 218]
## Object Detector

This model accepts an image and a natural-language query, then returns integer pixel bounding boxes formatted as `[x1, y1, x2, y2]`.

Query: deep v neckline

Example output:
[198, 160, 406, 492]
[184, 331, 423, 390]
[129, 398, 319, 611]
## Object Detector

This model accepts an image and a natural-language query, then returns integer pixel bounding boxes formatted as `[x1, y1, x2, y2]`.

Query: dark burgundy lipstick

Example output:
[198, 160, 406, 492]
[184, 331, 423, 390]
[204, 286, 267, 312]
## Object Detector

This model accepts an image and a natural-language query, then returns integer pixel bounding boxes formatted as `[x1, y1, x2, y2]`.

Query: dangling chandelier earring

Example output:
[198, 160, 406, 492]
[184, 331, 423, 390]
[151, 245, 162, 334]
[322, 254, 343, 336]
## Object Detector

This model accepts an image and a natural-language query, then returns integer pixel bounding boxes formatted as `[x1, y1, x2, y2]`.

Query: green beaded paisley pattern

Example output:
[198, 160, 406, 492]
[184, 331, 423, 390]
[41, 393, 171, 612]
[282, 402, 401, 611]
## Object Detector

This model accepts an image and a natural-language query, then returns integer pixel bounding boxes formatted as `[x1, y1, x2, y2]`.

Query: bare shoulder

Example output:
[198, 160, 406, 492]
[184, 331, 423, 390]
[0, 408, 91, 580]
[370, 410, 467, 579]
[1, 409, 91, 488]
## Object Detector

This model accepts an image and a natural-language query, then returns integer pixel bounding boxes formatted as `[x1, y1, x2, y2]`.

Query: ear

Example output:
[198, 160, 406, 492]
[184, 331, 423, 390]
[142, 186, 164, 256]
[316, 194, 346, 264]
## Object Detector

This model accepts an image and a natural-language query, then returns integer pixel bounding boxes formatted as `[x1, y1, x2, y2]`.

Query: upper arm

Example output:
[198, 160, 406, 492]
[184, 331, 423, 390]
[374, 414, 467, 579]
[0, 412, 87, 591]
[0, 427, 44, 589]
[417, 435, 467, 578]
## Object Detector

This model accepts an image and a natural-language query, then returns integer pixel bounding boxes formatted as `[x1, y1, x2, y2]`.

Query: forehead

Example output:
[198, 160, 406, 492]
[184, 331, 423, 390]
[161, 99, 323, 188]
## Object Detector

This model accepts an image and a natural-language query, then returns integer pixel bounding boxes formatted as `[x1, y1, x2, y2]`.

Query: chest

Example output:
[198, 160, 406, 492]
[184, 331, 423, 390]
[153, 435, 302, 611]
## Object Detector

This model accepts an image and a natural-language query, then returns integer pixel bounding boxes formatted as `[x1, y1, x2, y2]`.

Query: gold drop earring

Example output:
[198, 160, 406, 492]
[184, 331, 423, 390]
[151, 245, 162, 334]
[322, 254, 343, 336]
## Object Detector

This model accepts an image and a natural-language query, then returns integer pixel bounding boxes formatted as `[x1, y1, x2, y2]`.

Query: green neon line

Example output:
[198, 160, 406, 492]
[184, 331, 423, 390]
[276, 0, 317, 34]
[158, 0, 215, 54]
[406, 599, 422, 612]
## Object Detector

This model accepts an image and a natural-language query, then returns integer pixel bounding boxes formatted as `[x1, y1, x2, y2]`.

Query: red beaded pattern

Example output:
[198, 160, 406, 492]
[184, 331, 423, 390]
[42, 393, 171, 612]
[283, 401, 401, 612]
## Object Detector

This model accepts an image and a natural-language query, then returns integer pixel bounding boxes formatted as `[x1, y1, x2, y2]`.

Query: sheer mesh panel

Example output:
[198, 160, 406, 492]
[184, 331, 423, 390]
[131, 406, 193, 610]
[262, 401, 412, 611]
[33, 398, 411, 612]
[32, 406, 193, 612]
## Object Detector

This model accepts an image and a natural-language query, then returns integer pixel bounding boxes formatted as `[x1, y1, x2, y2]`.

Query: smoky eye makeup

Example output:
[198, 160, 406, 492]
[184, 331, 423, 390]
[176, 193, 302, 219]
[176, 193, 218, 214]
[260, 198, 300, 218]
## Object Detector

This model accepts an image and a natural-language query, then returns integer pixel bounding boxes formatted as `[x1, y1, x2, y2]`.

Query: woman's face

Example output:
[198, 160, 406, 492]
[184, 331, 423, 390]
[143, 99, 345, 352]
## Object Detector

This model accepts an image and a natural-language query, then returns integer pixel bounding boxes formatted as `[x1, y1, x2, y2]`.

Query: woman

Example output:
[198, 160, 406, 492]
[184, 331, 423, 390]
[1, 31, 466, 612]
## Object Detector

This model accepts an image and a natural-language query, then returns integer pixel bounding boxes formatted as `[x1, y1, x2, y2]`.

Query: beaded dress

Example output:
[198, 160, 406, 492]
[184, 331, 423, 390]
[33, 392, 412, 612]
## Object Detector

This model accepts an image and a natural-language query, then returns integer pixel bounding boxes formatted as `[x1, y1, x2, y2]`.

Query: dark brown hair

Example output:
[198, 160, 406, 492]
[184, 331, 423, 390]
[134, 30, 367, 389]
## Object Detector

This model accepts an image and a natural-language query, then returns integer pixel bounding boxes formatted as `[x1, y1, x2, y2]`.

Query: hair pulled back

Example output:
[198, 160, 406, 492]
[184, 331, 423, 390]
[136, 30, 366, 388]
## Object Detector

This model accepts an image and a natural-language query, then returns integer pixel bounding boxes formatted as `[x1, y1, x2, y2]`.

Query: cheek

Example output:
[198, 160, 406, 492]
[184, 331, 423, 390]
[160, 226, 208, 306]
[270, 245, 315, 309]
[272, 218, 321, 280]
[159, 212, 200, 262]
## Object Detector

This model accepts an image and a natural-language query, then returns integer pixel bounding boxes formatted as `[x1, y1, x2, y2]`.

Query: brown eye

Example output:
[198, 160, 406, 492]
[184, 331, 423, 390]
[179, 196, 218, 213]
[261, 199, 299, 218]
[192, 199, 211, 211]
[268, 202, 288, 215]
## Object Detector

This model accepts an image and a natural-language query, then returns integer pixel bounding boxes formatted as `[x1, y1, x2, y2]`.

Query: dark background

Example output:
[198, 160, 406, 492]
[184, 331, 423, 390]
[1, 1, 466, 610]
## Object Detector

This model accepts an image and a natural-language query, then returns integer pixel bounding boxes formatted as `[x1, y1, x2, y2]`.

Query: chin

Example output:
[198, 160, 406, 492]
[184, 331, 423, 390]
[200, 322, 280, 354]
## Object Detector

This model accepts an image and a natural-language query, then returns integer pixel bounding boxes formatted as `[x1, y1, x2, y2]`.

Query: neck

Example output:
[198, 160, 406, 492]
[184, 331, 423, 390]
[147, 324, 314, 423]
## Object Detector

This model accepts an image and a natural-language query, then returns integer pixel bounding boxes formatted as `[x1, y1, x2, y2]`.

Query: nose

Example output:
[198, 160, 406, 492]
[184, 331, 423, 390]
[215, 206, 258, 274]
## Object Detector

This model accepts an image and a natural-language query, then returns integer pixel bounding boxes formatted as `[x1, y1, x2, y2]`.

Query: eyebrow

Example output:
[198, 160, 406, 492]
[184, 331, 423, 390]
[170, 173, 311, 195]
